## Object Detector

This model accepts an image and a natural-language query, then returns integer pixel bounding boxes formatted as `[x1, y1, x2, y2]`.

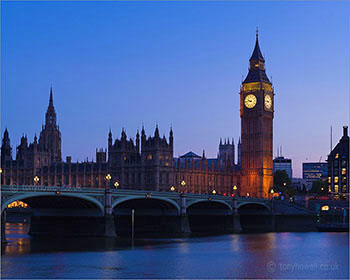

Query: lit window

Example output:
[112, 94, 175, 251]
[321, 205, 329, 211]
[124, 157, 127, 161]
[165, 162, 169, 166]
[328, 177, 331, 183]
[335, 153, 339, 158]
[334, 185, 339, 193]
[342, 168, 346, 175]
[147, 154, 152, 160]
[335, 177, 339, 183]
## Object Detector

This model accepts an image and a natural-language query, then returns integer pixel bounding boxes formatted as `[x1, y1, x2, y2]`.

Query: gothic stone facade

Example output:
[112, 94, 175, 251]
[1, 89, 241, 195]
[1, 35, 273, 198]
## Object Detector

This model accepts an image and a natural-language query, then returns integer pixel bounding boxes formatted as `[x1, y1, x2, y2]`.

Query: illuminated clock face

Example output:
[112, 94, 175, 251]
[244, 94, 257, 108]
[264, 94, 272, 109]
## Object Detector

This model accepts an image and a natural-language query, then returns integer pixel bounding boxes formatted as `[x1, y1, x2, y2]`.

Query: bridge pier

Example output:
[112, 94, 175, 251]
[104, 187, 117, 237]
[270, 214, 276, 232]
[180, 215, 191, 235]
[232, 199, 242, 233]
[103, 214, 117, 237]
[178, 195, 191, 235]
[232, 213, 242, 233]
[1, 211, 7, 244]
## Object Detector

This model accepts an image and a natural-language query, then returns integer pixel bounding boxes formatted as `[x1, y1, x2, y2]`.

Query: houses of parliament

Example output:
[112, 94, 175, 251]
[1, 34, 274, 198]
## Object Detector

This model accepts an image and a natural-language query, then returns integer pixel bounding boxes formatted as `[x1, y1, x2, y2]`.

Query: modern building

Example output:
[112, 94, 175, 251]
[273, 156, 292, 179]
[302, 162, 328, 189]
[327, 126, 349, 194]
[1, 33, 274, 198]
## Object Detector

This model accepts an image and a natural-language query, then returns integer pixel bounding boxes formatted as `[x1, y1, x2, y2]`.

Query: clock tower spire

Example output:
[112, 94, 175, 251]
[240, 32, 274, 198]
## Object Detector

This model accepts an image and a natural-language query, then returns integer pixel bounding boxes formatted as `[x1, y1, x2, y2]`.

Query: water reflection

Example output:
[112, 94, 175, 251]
[1, 223, 349, 279]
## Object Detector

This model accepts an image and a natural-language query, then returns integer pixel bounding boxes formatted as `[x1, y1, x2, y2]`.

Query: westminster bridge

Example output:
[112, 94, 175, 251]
[1, 185, 314, 242]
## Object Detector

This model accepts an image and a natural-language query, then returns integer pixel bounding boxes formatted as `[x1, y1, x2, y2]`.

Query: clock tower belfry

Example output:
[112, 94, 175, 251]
[240, 31, 274, 198]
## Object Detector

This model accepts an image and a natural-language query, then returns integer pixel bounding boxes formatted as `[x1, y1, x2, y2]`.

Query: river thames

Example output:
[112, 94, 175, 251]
[1, 223, 349, 279]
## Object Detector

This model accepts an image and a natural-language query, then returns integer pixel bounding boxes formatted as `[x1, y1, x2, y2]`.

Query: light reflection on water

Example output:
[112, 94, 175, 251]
[1, 223, 349, 279]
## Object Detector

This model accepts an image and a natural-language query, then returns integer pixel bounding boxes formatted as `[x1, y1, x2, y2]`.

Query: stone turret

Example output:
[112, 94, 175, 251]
[218, 137, 235, 168]
[1, 128, 12, 164]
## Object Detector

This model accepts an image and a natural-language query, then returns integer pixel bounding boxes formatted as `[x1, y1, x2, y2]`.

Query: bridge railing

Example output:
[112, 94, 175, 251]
[0, 185, 104, 193]
[0, 185, 270, 206]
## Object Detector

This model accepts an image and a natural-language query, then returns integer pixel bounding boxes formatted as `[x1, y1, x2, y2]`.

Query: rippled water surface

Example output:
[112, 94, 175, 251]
[1, 223, 349, 279]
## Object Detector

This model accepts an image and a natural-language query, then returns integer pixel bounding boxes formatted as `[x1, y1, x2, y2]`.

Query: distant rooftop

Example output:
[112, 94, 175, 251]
[179, 151, 201, 158]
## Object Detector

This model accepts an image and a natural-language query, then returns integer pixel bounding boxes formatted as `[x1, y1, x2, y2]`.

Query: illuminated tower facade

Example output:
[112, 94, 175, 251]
[240, 32, 274, 198]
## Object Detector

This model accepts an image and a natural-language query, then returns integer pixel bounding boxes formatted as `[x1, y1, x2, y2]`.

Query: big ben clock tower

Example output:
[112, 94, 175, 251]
[240, 31, 274, 198]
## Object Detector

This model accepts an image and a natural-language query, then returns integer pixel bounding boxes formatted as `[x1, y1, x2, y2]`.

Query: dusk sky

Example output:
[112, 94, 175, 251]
[1, 1, 349, 178]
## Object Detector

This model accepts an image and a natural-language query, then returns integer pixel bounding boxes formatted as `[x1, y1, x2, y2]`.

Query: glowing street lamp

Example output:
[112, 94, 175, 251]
[34, 176, 40, 186]
[170, 186, 175, 192]
[181, 180, 186, 193]
[212, 189, 217, 195]
[105, 174, 112, 189]
[233, 185, 238, 196]
[0, 168, 2, 174]
[270, 189, 274, 194]
[114, 181, 119, 188]
[246, 192, 250, 197]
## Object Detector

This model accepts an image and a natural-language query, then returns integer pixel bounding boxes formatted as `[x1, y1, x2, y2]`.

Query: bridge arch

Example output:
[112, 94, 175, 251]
[112, 196, 181, 215]
[186, 199, 233, 212]
[1, 193, 104, 215]
[237, 201, 272, 232]
[112, 195, 181, 236]
[185, 199, 233, 233]
[237, 202, 271, 213]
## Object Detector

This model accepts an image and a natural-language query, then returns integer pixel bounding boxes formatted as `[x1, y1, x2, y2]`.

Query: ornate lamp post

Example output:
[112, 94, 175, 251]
[181, 180, 186, 193]
[233, 185, 237, 196]
[114, 181, 119, 188]
[212, 189, 217, 195]
[170, 186, 175, 192]
[105, 173, 112, 189]
[34, 176, 40, 186]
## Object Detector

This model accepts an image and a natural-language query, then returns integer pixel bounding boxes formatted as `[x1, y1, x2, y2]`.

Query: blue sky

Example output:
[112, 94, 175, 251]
[1, 1, 349, 177]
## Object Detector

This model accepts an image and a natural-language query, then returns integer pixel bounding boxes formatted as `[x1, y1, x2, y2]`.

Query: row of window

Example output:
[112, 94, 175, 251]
[328, 175, 348, 183]
[146, 154, 170, 160]
[331, 185, 348, 193]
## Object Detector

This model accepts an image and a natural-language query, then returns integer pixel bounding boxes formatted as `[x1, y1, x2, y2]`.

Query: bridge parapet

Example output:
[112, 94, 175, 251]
[1, 185, 272, 215]
[1, 185, 105, 214]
